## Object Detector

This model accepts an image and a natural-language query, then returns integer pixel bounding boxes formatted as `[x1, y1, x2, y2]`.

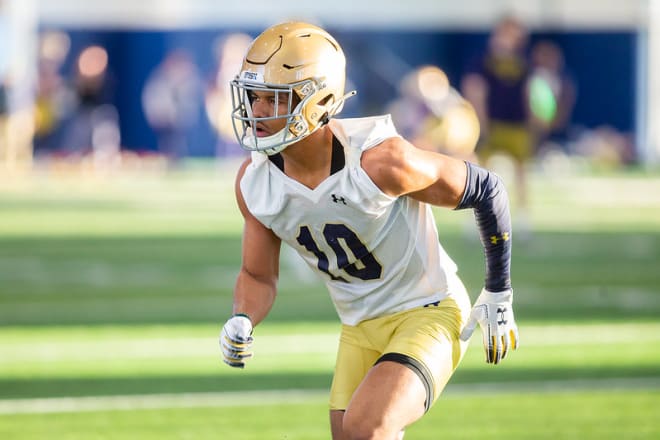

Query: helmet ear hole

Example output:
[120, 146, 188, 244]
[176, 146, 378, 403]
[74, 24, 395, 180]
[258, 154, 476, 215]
[317, 95, 334, 125]
[311, 94, 334, 126]
[318, 94, 333, 106]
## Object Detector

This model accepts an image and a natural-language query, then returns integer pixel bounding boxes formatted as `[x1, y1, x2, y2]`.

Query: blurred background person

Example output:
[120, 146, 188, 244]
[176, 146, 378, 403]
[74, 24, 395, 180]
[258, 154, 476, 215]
[33, 30, 75, 157]
[461, 15, 534, 234]
[0, 73, 8, 166]
[388, 64, 480, 160]
[142, 49, 202, 166]
[0, 71, 36, 173]
[204, 32, 253, 159]
[0, 2, 13, 171]
[528, 39, 577, 157]
[59, 44, 121, 172]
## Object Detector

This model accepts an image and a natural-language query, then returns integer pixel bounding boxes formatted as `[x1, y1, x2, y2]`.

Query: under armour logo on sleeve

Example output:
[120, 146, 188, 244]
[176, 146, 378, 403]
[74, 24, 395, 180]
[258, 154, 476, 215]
[489, 232, 510, 245]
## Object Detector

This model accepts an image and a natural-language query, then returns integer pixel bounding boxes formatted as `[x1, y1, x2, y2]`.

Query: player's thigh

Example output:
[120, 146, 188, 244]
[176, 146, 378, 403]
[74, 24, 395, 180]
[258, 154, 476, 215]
[344, 358, 427, 431]
[342, 301, 467, 433]
[385, 300, 468, 405]
[329, 326, 381, 411]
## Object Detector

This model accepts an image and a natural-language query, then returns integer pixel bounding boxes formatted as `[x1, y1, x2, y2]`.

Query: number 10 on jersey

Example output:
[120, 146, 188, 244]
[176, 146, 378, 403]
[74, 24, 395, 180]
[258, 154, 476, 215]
[296, 224, 383, 282]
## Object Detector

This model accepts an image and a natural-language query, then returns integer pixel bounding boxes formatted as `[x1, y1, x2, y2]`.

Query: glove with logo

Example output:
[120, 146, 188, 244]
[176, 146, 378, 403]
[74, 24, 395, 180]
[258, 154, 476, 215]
[220, 314, 254, 368]
[460, 288, 519, 364]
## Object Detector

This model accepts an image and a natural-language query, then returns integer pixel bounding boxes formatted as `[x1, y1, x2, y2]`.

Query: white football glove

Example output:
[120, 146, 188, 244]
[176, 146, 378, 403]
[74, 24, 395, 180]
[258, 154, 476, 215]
[460, 288, 519, 364]
[220, 314, 254, 368]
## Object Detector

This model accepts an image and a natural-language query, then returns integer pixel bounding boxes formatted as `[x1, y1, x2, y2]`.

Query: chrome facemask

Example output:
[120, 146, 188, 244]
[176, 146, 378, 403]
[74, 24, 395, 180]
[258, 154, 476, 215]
[230, 75, 321, 156]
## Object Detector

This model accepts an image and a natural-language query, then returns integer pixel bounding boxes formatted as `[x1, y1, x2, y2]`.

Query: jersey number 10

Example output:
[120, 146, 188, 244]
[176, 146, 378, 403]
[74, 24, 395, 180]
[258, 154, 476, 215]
[296, 224, 383, 282]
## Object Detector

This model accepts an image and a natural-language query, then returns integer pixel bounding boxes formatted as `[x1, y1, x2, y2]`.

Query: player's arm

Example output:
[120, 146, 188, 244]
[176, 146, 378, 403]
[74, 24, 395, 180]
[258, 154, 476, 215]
[452, 160, 519, 365]
[233, 159, 281, 325]
[362, 138, 510, 289]
[220, 158, 281, 368]
[363, 138, 518, 364]
[361, 136, 467, 207]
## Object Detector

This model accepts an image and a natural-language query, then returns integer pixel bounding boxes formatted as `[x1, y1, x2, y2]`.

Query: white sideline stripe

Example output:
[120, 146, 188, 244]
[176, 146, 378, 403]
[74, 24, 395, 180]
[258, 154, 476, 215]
[0, 377, 659, 415]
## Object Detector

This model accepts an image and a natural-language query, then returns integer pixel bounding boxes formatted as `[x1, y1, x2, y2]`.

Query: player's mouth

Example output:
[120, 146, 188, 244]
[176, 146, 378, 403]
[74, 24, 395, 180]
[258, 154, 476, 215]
[254, 123, 271, 137]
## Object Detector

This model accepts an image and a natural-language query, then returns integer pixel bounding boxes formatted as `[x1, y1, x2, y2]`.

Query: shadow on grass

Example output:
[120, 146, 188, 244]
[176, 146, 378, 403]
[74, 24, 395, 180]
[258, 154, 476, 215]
[0, 372, 333, 400]
[2, 364, 659, 400]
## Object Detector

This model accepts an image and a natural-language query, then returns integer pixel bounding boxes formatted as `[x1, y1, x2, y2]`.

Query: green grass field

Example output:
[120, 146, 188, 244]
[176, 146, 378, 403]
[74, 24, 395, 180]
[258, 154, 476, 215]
[1, 160, 659, 439]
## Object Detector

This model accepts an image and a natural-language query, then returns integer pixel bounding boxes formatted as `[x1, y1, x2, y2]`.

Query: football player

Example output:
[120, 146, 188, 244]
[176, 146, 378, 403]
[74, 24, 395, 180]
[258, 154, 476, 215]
[220, 22, 519, 440]
[461, 16, 534, 235]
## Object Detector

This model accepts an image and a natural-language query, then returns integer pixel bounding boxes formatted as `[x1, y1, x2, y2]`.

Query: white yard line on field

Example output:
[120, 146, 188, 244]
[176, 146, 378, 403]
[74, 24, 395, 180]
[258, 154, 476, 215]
[0, 377, 658, 415]
[3, 322, 659, 363]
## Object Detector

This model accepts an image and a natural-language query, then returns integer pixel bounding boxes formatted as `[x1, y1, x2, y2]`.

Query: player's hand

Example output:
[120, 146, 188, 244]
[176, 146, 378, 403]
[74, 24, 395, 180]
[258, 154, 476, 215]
[459, 288, 519, 364]
[220, 314, 253, 368]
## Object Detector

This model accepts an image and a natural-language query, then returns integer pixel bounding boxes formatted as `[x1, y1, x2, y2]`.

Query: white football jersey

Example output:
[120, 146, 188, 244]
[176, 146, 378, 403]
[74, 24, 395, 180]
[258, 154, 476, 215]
[240, 114, 460, 325]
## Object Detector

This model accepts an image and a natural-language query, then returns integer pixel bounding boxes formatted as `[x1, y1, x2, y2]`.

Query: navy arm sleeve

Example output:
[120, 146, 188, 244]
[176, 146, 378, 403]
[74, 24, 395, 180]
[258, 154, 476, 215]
[454, 161, 512, 291]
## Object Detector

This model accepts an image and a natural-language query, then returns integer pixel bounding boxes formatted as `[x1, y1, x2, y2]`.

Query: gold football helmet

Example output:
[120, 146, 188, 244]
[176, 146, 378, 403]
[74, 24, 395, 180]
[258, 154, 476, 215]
[230, 22, 355, 155]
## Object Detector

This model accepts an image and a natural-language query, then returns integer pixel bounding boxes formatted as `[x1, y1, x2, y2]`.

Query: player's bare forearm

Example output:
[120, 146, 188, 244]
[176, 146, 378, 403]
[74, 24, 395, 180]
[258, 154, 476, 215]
[232, 268, 277, 326]
[233, 219, 281, 326]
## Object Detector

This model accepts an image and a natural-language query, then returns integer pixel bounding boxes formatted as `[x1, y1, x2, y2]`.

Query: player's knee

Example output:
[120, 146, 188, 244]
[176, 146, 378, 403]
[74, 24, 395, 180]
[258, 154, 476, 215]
[342, 411, 398, 440]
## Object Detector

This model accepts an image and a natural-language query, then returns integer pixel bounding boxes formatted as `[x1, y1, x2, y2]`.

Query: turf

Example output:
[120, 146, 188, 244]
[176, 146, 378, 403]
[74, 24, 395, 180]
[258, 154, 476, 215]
[1, 391, 658, 439]
[0, 162, 659, 438]
[0, 322, 658, 399]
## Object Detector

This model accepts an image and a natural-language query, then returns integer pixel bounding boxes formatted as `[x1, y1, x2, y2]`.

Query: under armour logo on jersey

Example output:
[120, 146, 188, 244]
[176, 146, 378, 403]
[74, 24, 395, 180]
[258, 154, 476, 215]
[496, 307, 508, 325]
[331, 194, 347, 205]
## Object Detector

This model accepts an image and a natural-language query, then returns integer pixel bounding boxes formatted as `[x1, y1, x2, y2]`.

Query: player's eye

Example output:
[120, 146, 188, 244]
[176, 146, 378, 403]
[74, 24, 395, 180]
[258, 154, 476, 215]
[275, 92, 292, 108]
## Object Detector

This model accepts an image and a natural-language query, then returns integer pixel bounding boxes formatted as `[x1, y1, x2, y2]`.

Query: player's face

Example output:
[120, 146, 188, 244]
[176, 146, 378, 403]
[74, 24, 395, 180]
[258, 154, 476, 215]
[248, 89, 293, 137]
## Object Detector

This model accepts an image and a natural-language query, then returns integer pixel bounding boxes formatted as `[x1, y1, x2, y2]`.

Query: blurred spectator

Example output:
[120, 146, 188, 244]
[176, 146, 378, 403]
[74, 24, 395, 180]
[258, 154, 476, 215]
[528, 39, 577, 155]
[204, 33, 252, 158]
[0, 73, 8, 167]
[59, 44, 120, 171]
[387, 64, 480, 160]
[461, 15, 534, 231]
[0, 3, 7, 168]
[1, 74, 36, 172]
[573, 125, 635, 168]
[33, 31, 75, 154]
[142, 49, 202, 165]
